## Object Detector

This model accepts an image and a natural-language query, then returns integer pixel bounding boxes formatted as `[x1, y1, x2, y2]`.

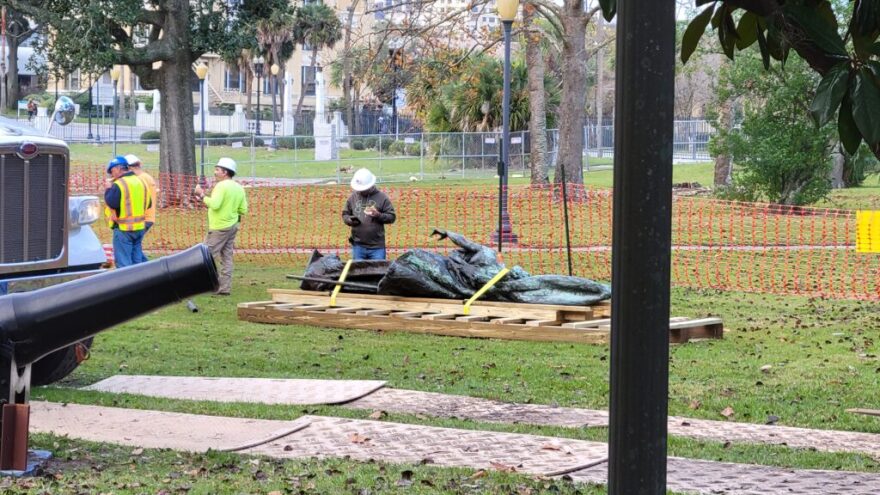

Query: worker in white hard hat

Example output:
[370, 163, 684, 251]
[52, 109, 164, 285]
[342, 168, 396, 260]
[194, 157, 248, 295]
[125, 154, 158, 263]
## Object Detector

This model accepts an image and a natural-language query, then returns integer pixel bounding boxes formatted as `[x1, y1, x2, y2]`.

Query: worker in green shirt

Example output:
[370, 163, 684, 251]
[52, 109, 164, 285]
[194, 157, 248, 295]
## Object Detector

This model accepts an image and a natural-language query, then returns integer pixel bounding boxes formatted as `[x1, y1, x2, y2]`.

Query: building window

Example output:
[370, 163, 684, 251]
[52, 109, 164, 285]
[301, 66, 316, 97]
[67, 70, 81, 91]
[225, 67, 243, 91]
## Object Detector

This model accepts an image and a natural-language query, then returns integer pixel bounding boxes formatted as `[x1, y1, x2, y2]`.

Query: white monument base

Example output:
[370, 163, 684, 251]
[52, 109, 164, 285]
[314, 122, 337, 161]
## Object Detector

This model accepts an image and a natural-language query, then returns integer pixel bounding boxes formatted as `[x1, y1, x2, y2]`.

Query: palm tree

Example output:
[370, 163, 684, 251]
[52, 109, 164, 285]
[255, 8, 295, 133]
[292, 2, 342, 117]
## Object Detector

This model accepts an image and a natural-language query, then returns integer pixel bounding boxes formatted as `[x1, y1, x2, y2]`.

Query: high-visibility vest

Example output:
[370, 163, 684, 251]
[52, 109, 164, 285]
[105, 175, 147, 231]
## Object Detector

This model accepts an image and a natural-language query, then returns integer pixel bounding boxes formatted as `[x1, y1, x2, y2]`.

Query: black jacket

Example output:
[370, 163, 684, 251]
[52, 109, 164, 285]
[341, 187, 396, 248]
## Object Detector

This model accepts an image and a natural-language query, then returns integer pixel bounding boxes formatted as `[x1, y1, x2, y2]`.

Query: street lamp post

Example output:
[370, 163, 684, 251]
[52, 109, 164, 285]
[492, 0, 519, 250]
[388, 40, 402, 139]
[87, 77, 93, 140]
[110, 67, 120, 155]
[254, 56, 264, 136]
[196, 63, 209, 181]
[270, 63, 279, 148]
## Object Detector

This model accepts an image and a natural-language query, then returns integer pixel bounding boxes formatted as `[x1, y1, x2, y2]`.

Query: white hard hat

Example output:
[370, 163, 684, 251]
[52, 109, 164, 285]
[216, 157, 237, 175]
[350, 168, 376, 191]
[124, 154, 142, 166]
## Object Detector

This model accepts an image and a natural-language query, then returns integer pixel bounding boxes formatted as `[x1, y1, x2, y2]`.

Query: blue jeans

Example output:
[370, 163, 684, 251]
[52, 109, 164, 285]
[352, 244, 386, 260]
[133, 222, 153, 264]
[113, 229, 146, 268]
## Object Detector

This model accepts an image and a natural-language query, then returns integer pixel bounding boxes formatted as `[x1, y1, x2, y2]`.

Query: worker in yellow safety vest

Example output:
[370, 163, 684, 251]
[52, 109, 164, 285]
[103, 155, 150, 268]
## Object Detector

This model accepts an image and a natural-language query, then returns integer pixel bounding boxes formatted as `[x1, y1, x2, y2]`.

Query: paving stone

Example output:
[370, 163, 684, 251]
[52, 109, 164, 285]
[348, 388, 880, 458]
[569, 458, 880, 495]
[83, 375, 386, 405]
[243, 415, 609, 476]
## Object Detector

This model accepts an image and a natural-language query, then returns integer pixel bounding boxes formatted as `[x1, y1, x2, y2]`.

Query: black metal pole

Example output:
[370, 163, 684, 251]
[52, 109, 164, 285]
[112, 81, 118, 155]
[200, 78, 206, 180]
[256, 70, 262, 136]
[96, 82, 101, 142]
[608, 0, 676, 493]
[493, 19, 518, 250]
[560, 166, 572, 277]
[87, 80, 93, 140]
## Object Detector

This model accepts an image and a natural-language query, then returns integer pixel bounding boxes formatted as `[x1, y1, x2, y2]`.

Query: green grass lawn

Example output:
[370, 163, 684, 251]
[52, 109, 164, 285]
[15, 261, 879, 493]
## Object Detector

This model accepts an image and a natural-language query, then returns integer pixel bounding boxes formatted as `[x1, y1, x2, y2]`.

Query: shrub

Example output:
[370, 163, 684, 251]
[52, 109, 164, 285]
[364, 137, 378, 149]
[375, 137, 392, 152]
[388, 140, 406, 155]
[405, 142, 423, 156]
[350, 138, 365, 150]
[297, 137, 315, 149]
[140, 130, 160, 141]
[274, 137, 296, 149]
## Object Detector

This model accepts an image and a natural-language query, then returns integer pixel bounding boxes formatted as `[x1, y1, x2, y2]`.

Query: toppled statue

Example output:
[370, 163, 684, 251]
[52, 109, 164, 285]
[299, 230, 611, 306]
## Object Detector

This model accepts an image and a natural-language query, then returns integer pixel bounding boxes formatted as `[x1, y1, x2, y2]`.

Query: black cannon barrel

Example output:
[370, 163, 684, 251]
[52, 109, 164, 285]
[0, 244, 218, 366]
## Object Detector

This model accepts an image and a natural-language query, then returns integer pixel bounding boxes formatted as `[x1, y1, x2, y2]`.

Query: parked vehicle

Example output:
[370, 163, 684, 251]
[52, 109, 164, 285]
[0, 97, 107, 385]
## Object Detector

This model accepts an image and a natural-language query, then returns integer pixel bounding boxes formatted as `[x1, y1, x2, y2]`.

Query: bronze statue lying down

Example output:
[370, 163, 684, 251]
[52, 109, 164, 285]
[299, 230, 611, 306]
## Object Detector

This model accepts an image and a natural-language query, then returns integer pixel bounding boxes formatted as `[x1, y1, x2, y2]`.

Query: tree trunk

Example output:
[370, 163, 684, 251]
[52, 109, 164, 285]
[555, 3, 590, 185]
[7, 34, 20, 108]
[155, 7, 197, 204]
[523, 3, 548, 185]
[595, 17, 605, 158]
[713, 99, 733, 187]
[342, 0, 357, 135]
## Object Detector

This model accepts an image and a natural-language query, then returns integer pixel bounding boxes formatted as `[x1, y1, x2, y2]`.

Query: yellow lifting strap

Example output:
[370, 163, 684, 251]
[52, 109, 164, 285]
[463, 267, 510, 315]
[329, 259, 353, 307]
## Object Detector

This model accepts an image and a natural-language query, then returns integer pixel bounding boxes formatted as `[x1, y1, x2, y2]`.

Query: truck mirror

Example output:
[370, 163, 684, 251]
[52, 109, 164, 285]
[53, 96, 75, 126]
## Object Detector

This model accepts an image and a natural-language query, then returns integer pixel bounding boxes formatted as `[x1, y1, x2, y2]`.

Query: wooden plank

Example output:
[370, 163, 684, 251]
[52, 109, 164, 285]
[422, 313, 458, 321]
[847, 408, 880, 417]
[356, 309, 393, 316]
[237, 300, 275, 309]
[492, 317, 525, 325]
[562, 319, 609, 329]
[525, 319, 563, 327]
[325, 307, 361, 314]
[238, 306, 610, 344]
[456, 315, 489, 322]
[238, 299, 722, 346]
[268, 289, 595, 321]
[390, 311, 423, 318]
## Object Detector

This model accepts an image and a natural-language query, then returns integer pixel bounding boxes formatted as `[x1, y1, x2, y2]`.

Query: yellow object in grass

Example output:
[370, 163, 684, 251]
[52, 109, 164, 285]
[856, 211, 880, 253]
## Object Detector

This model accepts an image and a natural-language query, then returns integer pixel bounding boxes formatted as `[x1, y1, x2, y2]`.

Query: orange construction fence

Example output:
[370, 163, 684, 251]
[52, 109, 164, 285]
[75, 166, 879, 301]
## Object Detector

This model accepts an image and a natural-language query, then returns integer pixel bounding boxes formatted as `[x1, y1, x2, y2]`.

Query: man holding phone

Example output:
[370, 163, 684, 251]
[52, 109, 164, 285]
[342, 168, 396, 260]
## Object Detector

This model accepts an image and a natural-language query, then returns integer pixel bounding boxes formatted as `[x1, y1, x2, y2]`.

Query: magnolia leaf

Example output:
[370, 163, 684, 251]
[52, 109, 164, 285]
[810, 62, 850, 127]
[736, 12, 759, 50]
[850, 68, 880, 145]
[838, 98, 861, 154]
[785, 5, 848, 57]
[599, 0, 616, 22]
[871, 42, 880, 56]
[681, 6, 715, 64]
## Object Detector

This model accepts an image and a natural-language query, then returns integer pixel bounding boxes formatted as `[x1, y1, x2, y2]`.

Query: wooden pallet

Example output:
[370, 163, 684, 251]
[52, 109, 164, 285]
[238, 289, 723, 344]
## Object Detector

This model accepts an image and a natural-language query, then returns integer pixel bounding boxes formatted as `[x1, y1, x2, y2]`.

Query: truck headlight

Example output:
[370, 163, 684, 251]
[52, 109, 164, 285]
[69, 196, 101, 227]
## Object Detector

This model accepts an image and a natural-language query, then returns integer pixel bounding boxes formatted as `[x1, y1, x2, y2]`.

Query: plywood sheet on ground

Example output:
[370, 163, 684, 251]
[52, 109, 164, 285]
[82, 376, 386, 405]
[29, 402, 308, 452]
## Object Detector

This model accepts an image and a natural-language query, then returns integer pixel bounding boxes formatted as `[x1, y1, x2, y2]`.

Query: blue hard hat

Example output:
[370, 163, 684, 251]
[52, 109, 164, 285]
[106, 155, 128, 173]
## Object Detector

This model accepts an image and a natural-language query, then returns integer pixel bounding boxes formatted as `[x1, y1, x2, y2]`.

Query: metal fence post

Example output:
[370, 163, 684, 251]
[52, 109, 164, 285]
[461, 133, 466, 178]
[250, 134, 256, 182]
[419, 132, 425, 180]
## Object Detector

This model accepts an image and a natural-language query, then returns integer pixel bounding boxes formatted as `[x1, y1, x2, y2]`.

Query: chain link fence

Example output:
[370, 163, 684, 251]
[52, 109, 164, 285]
[64, 120, 713, 183]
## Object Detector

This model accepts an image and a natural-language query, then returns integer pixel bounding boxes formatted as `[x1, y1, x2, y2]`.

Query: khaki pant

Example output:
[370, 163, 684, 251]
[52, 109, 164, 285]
[205, 224, 239, 294]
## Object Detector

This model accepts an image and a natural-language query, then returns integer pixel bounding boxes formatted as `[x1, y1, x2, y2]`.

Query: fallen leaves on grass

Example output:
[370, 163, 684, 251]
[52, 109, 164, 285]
[720, 406, 735, 418]
[368, 410, 386, 420]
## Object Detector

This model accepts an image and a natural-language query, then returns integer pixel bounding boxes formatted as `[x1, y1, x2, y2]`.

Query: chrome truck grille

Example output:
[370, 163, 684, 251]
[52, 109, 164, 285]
[0, 154, 67, 264]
